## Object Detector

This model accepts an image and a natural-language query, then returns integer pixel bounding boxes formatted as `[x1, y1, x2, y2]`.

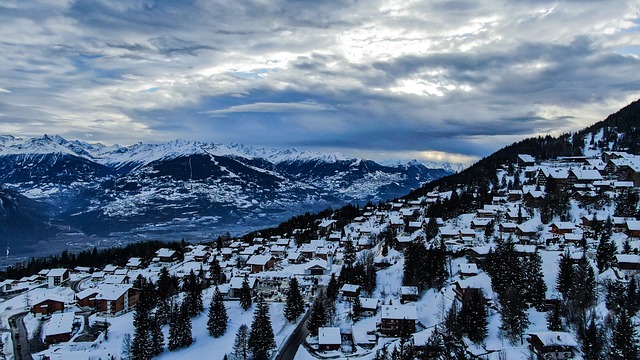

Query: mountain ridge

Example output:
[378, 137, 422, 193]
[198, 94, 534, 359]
[0, 136, 454, 256]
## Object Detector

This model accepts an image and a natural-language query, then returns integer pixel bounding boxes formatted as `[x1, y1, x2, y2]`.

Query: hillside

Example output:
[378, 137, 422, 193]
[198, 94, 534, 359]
[408, 98, 640, 199]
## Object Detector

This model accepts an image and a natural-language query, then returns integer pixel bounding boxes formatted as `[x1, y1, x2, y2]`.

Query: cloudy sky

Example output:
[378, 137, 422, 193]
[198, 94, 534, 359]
[0, 0, 639, 164]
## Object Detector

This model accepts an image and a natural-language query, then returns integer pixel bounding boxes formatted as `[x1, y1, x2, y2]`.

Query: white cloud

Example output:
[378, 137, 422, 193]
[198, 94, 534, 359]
[0, 0, 638, 160]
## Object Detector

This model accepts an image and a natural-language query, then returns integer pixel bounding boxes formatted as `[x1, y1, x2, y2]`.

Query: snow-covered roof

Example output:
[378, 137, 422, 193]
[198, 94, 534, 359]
[319, 219, 337, 228]
[615, 254, 640, 264]
[529, 331, 578, 347]
[305, 259, 328, 270]
[156, 248, 177, 257]
[455, 273, 493, 296]
[551, 222, 576, 230]
[76, 288, 98, 300]
[246, 254, 273, 266]
[126, 257, 142, 267]
[381, 304, 417, 320]
[340, 284, 360, 293]
[401, 286, 419, 296]
[229, 276, 257, 289]
[47, 268, 68, 277]
[44, 312, 76, 337]
[518, 154, 535, 163]
[459, 263, 479, 275]
[570, 169, 602, 181]
[359, 298, 379, 310]
[627, 220, 640, 231]
[94, 284, 133, 301]
[318, 327, 341, 345]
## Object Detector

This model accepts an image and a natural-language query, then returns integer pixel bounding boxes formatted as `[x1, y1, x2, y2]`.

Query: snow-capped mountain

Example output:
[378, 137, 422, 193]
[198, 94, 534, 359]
[0, 135, 454, 252]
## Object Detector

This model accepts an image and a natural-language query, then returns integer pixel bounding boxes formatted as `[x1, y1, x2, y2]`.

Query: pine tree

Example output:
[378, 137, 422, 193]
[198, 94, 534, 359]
[343, 240, 357, 268]
[460, 289, 488, 343]
[500, 286, 530, 345]
[150, 313, 165, 356]
[627, 277, 639, 316]
[248, 294, 276, 360]
[131, 281, 154, 360]
[284, 277, 304, 322]
[556, 251, 574, 298]
[239, 277, 253, 311]
[168, 302, 181, 351]
[596, 229, 617, 273]
[207, 286, 229, 337]
[232, 324, 250, 360]
[184, 269, 204, 317]
[326, 273, 339, 301]
[443, 300, 462, 340]
[582, 314, 602, 360]
[307, 295, 326, 335]
[546, 302, 563, 331]
[570, 255, 596, 310]
[209, 257, 222, 285]
[611, 309, 639, 360]
[523, 250, 547, 310]
[179, 300, 193, 348]
[168, 300, 193, 350]
[351, 296, 362, 323]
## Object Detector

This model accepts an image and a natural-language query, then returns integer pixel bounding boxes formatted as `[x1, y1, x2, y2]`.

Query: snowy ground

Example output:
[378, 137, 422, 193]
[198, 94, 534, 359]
[31, 286, 299, 360]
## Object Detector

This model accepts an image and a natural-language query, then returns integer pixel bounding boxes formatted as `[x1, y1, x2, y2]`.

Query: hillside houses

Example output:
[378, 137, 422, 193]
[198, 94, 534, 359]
[5, 146, 640, 359]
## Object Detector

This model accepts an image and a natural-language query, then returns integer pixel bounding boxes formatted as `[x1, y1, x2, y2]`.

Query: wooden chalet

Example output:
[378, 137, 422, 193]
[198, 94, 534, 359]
[318, 219, 337, 235]
[305, 259, 330, 276]
[615, 254, 640, 278]
[154, 248, 181, 263]
[246, 254, 275, 273]
[400, 286, 419, 304]
[32, 297, 65, 316]
[75, 289, 99, 308]
[94, 284, 139, 317]
[453, 273, 493, 303]
[528, 332, 577, 359]
[340, 284, 361, 300]
[126, 257, 143, 270]
[318, 327, 342, 351]
[360, 298, 380, 317]
[550, 222, 576, 236]
[44, 312, 76, 345]
[378, 304, 417, 336]
[626, 220, 640, 239]
[517, 154, 536, 168]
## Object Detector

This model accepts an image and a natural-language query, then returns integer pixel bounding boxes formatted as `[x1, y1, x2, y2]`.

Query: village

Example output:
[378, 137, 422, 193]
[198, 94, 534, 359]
[1, 148, 640, 360]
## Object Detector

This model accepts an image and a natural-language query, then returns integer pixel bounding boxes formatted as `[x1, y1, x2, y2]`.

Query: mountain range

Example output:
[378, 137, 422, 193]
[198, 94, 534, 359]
[0, 135, 455, 256]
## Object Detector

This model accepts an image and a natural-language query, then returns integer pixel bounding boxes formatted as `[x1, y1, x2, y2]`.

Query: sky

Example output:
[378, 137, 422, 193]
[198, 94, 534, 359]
[0, 0, 639, 165]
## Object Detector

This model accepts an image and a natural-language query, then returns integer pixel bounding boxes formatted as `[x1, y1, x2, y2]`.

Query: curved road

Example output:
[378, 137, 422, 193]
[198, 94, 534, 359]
[9, 312, 33, 360]
[275, 308, 311, 360]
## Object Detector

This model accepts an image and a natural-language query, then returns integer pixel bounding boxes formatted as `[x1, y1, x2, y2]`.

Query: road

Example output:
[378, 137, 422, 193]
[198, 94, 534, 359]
[9, 312, 33, 360]
[70, 275, 90, 293]
[275, 307, 311, 360]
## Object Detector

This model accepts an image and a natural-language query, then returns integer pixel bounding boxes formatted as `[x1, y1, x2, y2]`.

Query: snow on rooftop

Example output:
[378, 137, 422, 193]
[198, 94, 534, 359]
[529, 331, 578, 347]
[44, 312, 76, 337]
[340, 284, 360, 293]
[94, 284, 132, 301]
[381, 304, 417, 320]
[318, 327, 341, 345]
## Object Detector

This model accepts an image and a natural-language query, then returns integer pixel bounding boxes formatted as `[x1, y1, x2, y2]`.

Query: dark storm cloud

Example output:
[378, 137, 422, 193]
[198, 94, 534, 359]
[0, 0, 638, 164]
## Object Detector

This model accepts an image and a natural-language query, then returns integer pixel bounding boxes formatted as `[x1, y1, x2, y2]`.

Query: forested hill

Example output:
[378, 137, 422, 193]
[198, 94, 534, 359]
[407, 98, 640, 198]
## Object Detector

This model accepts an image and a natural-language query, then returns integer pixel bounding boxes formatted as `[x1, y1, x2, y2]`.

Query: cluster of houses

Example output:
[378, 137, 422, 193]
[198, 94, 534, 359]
[2, 151, 638, 358]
